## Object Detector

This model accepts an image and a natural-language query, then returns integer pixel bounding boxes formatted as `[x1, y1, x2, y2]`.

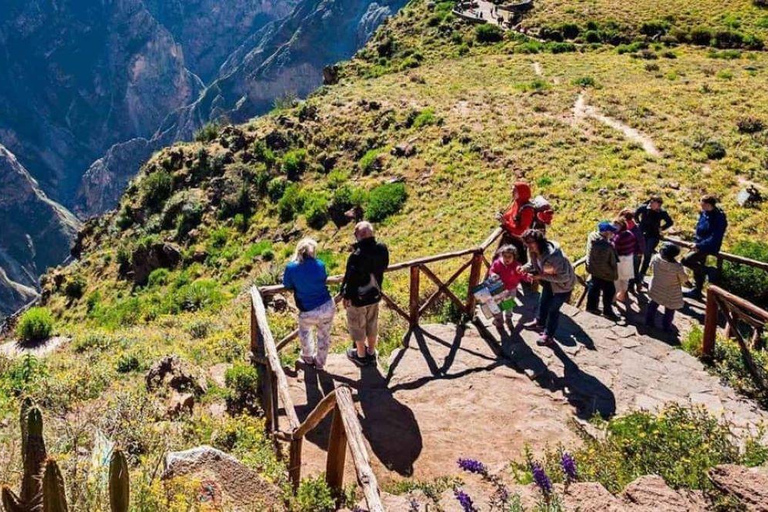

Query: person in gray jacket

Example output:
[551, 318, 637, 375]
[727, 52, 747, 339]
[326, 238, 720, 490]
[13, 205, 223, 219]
[585, 221, 620, 321]
[521, 230, 577, 346]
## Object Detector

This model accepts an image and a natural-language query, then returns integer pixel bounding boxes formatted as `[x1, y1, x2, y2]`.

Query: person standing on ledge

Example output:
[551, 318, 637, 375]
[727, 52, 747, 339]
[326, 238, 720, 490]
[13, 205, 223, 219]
[341, 221, 390, 367]
[635, 195, 674, 288]
[496, 181, 535, 264]
[585, 221, 620, 321]
[682, 195, 728, 299]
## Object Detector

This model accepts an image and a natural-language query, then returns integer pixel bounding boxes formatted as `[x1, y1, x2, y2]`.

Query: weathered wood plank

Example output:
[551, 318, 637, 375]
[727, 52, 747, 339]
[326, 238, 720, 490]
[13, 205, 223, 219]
[325, 404, 348, 499]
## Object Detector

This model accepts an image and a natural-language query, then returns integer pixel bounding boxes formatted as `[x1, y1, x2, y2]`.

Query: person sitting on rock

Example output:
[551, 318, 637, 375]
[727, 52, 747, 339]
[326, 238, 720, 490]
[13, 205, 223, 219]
[521, 230, 576, 347]
[585, 221, 620, 321]
[611, 217, 637, 307]
[341, 222, 390, 367]
[496, 181, 535, 264]
[282, 238, 336, 371]
[682, 194, 728, 299]
[488, 245, 531, 328]
[646, 243, 688, 332]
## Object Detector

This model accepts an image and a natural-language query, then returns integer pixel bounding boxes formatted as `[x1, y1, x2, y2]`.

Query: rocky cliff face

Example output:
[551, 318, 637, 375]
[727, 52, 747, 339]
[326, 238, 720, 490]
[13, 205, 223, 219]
[0, 146, 80, 319]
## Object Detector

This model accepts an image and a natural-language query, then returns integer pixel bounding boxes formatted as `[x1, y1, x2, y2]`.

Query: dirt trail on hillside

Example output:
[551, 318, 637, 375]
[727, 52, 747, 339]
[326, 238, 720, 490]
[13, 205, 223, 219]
[532, 61, 542, 76]
[573, 93, 661, 157]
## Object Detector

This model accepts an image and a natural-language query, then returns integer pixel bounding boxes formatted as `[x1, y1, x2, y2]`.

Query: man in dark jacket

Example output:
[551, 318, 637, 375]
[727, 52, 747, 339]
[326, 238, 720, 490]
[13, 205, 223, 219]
[635, 196, 674, 284]
[341, 221, 390, 366]
[586, 221, 620, 320]
[682, 195, 728, 298]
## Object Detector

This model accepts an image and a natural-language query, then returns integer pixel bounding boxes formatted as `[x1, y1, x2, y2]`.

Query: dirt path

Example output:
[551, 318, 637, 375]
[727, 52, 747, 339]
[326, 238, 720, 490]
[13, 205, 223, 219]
[532, 61, 542, 76]
[0, 336, 70, 358]
[573, 93, 661, 157]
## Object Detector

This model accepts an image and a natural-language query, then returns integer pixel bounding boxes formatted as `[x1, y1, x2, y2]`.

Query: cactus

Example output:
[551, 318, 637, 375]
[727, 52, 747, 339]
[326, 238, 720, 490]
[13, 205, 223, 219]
[20, 406, 47, 509]
[41, 460, 67, 512]
[19, 398, 33, 461]
[1, 486, 24, 512]
[108, 449, 130, 512]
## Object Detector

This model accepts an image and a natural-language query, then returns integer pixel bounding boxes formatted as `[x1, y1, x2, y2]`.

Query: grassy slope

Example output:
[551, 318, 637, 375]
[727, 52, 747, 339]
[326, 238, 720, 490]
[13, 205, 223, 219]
[1, 0, 768, 507]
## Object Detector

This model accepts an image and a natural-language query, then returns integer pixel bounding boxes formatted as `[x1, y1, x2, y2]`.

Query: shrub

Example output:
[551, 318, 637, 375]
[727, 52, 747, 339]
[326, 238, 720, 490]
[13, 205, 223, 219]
[267, 177, 287, 201]
[701, 140, 726, 160]
[737, 117, 765, 134]
[518, 404, 768, 494]
[245, 241, 273, 260]
[282, 149, 308, 180]
[292, 475, 336, 512]
[721, 241, 768, 308]
[359, 149, 383, 174]
[16, 307, 54, 342]
[171, 279, 225, 313]
[584, 30, 601, 43]
[475, 24, 504, 43]
[690, 27, 713, 46]
[64, 275, 86, 299]
[116, 354, 142, 373]
[712, 30, 743, 48]
[302, 192, 330, 230]
[225, 363, 260, 415]
[640, 20, 670, 37]
[253, 141, 277, 168]
[278, 184, 304, 222]
[194, 122, 220, 143]
[140, 170, 173, 210]
[572, 76, 598, 88]
[547, 42, 577, 53]
[412, 108, 439, 128]
[366, 182, 407, 222]
[560, 23, 580, 39]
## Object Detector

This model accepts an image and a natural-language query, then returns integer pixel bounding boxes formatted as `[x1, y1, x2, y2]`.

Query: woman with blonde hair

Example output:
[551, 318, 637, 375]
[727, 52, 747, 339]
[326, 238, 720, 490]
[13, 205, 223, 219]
[282, 238, 336, 371]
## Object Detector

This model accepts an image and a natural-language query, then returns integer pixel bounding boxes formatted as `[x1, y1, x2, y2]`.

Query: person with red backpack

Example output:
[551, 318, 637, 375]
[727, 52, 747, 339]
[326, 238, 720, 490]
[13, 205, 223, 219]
[496, 182, 555, 263]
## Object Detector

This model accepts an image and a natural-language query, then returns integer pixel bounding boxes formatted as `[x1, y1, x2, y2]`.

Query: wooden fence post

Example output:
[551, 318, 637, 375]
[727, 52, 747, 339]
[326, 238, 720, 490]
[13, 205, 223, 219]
[702, 287, 719, 358]
[289, 438, 303, 491]
[466, 252, 483, 315]
[409, 265, 421, 327]
[326, 405, 348, 497]
[251, 303, 274, 435]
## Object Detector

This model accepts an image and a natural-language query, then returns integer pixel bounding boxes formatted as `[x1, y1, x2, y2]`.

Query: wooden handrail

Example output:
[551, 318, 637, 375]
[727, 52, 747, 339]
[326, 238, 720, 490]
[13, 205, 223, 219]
[663, 237, 768, 273]
[292, 390, 340, 440]
[702, 285, 768, 357]
[250, 287, 301, 430]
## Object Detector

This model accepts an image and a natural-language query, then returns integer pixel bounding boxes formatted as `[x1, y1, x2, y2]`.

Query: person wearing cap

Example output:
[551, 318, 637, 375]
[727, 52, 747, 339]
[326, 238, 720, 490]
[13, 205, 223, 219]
[585, 221, 620, 320]
[682, 194, 728, 299]
[646, 242, 688, 331]
[496, 181, 535, 264]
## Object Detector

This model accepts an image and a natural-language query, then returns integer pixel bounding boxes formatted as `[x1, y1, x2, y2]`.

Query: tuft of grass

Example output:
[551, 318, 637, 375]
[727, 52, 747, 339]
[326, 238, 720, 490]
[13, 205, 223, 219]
[366, 182, 407, 222]
[16, 307, 54, 342]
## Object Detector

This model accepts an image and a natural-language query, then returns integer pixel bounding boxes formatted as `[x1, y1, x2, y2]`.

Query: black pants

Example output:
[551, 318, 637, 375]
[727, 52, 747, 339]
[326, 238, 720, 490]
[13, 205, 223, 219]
[587, 277, 616, 315]
[681, 251, 711, 292]
[638, 236, 660, 279]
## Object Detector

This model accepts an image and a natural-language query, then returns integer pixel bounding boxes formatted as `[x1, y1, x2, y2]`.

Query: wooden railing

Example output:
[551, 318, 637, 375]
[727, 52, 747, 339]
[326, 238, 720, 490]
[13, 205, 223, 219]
[702, 285, 768, 388]
[663, 236, 768, 278]
[250, 287, 384, 511]
[251, 228, 504, 509]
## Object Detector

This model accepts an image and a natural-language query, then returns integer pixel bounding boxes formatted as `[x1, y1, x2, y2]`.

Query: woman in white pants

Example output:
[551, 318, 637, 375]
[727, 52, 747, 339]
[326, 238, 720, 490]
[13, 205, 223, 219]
[282, 238, 336, 370]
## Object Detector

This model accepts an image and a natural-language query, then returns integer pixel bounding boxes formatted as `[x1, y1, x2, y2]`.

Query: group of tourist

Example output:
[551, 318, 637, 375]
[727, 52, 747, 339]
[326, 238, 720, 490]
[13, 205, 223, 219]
[280, 182, 728, 369]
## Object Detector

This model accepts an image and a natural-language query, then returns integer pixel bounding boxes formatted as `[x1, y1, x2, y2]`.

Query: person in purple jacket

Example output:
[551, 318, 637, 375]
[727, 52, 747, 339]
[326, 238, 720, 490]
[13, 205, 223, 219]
[682, 195, 728, 299]
[619, 209, 646, 293]
[612, 217, 637, 306]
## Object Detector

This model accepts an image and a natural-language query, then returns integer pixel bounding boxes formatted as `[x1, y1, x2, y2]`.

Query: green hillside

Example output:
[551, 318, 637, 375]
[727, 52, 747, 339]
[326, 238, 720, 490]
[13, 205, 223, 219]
[1, 0, 768, 509]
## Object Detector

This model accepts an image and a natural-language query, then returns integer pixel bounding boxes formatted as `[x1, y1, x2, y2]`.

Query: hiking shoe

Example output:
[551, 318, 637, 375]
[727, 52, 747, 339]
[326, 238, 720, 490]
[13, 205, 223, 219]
[523, 320, 545, 332]
[586, 308, 602, 316]
[346, 348, 368, 367]
[365, 349, 378, 365]
[603, 312, 622, 323]
[536, 335, 555, 347]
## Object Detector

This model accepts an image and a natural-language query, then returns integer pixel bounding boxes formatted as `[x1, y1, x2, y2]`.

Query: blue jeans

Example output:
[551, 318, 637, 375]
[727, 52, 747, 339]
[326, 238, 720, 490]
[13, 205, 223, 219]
[537, 282, 571, 337]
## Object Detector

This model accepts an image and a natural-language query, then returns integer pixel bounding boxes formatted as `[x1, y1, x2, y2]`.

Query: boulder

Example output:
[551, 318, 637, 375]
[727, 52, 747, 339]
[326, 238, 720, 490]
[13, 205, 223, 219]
[264, 130, 289, 150]
[391, 142, 417, 157]
[162, 446, 284, 511]
[146, 355, 207, 396]
[167, 391, 195, 418]
[620, 475, 706, 511]
[323, 64, 340, 85]
[709, 464, 768, 511]
[128, 242, 182, 285]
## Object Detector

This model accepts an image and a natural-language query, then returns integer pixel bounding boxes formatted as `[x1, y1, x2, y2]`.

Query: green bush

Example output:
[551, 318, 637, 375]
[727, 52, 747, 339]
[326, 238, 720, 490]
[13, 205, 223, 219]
[225, 363, 260, 415]
[690, 27, 713, 46]
[518, 404, 768, 494]
[148, 268, 170, 288]
[366, 182, 407, 222]
[282, 149, 308, 180]
[16, 308, 54, 342]
[412, 108, 439, 128]
[737, 117, 765, 134]
[547, 42, 577, 53]
[253, 141, 277, 168]
[475, 24, 504, 43]
[359, 149, 382, 174]
[701, 140, 726, 160]
[572, 76, 598, 88]
[140, 170, 173, 210]
[171, 279, 225, 313]
[721, 241, 768, 308]
[194, 122, 220, 143]
[64, 275, 86, 299]
[640, 20, 670, 37]
[116, 353, 142, 373]
[302, 192, 330, 230]
[278, 184, 304, 222]
[267, 177, 288, 201]
[292, 475, 336, 512]
[245, 241, 273, 260]
[560, 23, 580, 39]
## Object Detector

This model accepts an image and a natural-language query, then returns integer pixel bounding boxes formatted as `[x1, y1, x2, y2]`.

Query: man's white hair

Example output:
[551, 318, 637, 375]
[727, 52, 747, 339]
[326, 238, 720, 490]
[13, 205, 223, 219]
[293, 237, 318, 263]
[354, 221, 374, 238]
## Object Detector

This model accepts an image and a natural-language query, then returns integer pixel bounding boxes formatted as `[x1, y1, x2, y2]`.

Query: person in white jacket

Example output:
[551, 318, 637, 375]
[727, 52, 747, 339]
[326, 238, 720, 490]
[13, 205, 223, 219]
[645, 243, 688, 331]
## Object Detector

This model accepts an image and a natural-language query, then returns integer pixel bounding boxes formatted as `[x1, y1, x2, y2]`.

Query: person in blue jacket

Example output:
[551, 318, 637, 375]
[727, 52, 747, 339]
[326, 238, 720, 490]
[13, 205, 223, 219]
[682, 195, 728, 299]
[283, 238, 336, 371]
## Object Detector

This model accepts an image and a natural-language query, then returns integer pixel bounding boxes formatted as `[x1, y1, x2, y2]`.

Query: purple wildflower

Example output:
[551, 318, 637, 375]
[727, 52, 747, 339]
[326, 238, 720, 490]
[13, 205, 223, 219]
[531, 462, 552, 496]
[457, 457, 488, 475]
[561, 452, 578, 482]
[454, 488, 478, 512]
